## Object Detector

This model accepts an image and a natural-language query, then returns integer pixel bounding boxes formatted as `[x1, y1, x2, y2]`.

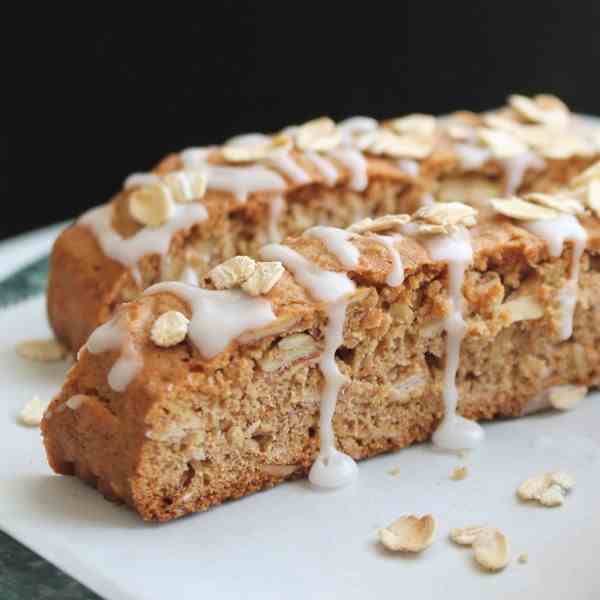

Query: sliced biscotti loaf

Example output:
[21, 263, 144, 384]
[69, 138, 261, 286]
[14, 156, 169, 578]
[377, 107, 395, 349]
[42, 190, 600, 521]
[47, 95, 600, 351]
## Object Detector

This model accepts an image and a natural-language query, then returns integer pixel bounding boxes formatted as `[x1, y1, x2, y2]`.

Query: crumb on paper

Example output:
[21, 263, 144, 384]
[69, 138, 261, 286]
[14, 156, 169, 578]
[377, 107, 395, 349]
[19, 395, 48, 427]
[451, 466, 469, 481]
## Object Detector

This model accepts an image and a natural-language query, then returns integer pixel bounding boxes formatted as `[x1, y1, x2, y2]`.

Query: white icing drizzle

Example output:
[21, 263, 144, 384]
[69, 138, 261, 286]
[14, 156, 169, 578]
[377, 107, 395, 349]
[454, 144, 492, 170]
[66, 395, 87, 410]
[260, 244, 358, 487]
[327, 147, 369, 192]
[417, 227, 485, 450]
[180, 265, 199, 286]
[266, 152, 311, 184]
[204, 164, 287, 203]
[396, 159, 420, 178]
[304, 151, 339, 186]
[79, 203, 208, 272]
[501, 152, 545, 194]
[304, 226, 360, 270]
[371, 234, 405, 286]
[144, 282, 276, 359]
[124, 173, 161, 189]
[524, 215, 588, 341]
[86, 316, 143, 393]
[268, 195, 285, 243]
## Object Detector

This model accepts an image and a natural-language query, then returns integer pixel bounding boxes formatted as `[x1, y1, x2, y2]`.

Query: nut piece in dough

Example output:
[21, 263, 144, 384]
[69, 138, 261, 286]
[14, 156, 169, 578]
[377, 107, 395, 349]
[208, 256, 257, 290]
[548, 385, 587, 411]
[241, 261, 285, 296]
[472, 528, 510, 572]
[19, 395, 48, 427]
[16, 338, 68, 362]
[150, 311, 190, 348]
[377, 514, 436, 553]
[129, 185, 175, 227]
[523, 193, 585, 215]
[517, 471, 574, 507]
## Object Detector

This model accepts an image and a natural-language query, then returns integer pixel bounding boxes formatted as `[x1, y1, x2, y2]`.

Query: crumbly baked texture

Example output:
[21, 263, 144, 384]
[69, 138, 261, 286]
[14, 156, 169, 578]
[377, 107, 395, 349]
[47, 96, 600, 351]
[42, 208, 600, 521]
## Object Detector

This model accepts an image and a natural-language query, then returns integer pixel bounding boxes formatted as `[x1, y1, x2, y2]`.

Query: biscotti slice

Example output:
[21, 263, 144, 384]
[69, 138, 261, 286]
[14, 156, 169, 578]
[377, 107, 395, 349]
[47, 95, 600, 351]
[42, 189, 600, 521]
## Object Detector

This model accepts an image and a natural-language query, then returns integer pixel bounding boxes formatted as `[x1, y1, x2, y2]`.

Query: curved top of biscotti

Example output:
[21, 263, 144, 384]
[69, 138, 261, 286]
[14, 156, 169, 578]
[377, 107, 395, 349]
[79, 94, 599, 244]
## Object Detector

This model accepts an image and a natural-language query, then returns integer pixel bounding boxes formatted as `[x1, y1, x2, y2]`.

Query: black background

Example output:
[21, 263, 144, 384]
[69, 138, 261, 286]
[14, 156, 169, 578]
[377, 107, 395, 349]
[5, 2, 599, 240]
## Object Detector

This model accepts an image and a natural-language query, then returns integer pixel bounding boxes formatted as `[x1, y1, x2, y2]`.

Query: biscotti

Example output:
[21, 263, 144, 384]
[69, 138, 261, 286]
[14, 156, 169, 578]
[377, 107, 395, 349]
[47, 95, 600, 351]
[43, 183, 600, 521]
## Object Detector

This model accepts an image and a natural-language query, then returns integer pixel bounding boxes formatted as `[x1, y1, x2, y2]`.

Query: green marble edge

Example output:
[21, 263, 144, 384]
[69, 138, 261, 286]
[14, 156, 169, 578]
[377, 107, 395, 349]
[0, 259, 101, 599]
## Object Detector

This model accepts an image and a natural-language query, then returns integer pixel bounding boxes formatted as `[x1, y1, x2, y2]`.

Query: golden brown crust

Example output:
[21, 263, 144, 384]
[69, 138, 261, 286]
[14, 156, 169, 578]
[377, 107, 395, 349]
[43, 217, 600, 521]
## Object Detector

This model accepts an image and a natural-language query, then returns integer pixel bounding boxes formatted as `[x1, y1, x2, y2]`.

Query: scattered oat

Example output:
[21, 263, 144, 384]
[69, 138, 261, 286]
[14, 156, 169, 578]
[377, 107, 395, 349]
[208, 256, 257, 289]
[449, 525, 488, 546]
[473, 528, 510, 572]
[451, 466, 469, 481]
[162, 170, 207, 202]
[377, 514, 436, 553]
[518, 553, 529, 564]
[19, 395, 48, 427]
[523, 192, 585, 215]
[241, 261, 285, 296]
[150, 311, 190, 348]
[222, 134, 292, 162]
[548, 385, 587, 411]
[412, 201, 477, 234]
[16, 338, 68, 362]
[517, 471, 574, 507]
[509, 94, 569, 128]
[347, 214, 411, 234]
[295, 117, 341, 152]
[490, 196, 559, 221]
[129, 184, 175, 227]
[391, 114, 437, 137]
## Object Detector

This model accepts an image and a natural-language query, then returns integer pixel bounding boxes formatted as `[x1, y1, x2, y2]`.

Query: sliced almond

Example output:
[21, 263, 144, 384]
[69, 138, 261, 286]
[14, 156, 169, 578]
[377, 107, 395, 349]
[222, 134, 292, 163]
[548, 384, 587, 411]
[377, 514, 436, 553]
[413, 201, 477, 228]
[347, 214, 411, 234]
[523, 192, 585, 215]
[129, 184, 175, 227]
[16, 338, 68, 362]
[208, 256, 257, 290]
[259, 333, 320, 373]
[363, 129, 434, 159]
[241, 261, 285, 296]
[509, 94, 569, 128]
[570, 161, 600, 188]
[449, 525, 488, 546]
[150, 311, 189, 348]
[391, 114, 437, 137]
[500, 295, 544, 324]
[295, 117, 341, 152]
[491, 196, 559, 221]
[472, 528, 510, 572]
[19, 395, 48, 427]
[478, 128, 528, 159]
[538, 135, 595, 159]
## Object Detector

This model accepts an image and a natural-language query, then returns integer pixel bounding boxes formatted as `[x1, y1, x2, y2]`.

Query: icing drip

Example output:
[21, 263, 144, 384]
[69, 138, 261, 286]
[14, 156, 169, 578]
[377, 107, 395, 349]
[524, 215, 588, 341]
[268, 195, 285, 243]
[260, 244, 358, 487]
[501, 152, 545, 194]
[304, 151, 339, 186]
[327, 147, 368, 192]
[304, 226, 360, 269]
[144, 282, 276, 358]
[179, 147, 216, 169]
[396, 159, 420, 178]
[86, 316, 143, 393]
[266, 152, 311, 184]
[124, 173, 161, 189]
[371, 234, 405, 286]
[79, 203, 208, 272]
[204, 164, 287, 203]
[418, 227, 485, 450]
